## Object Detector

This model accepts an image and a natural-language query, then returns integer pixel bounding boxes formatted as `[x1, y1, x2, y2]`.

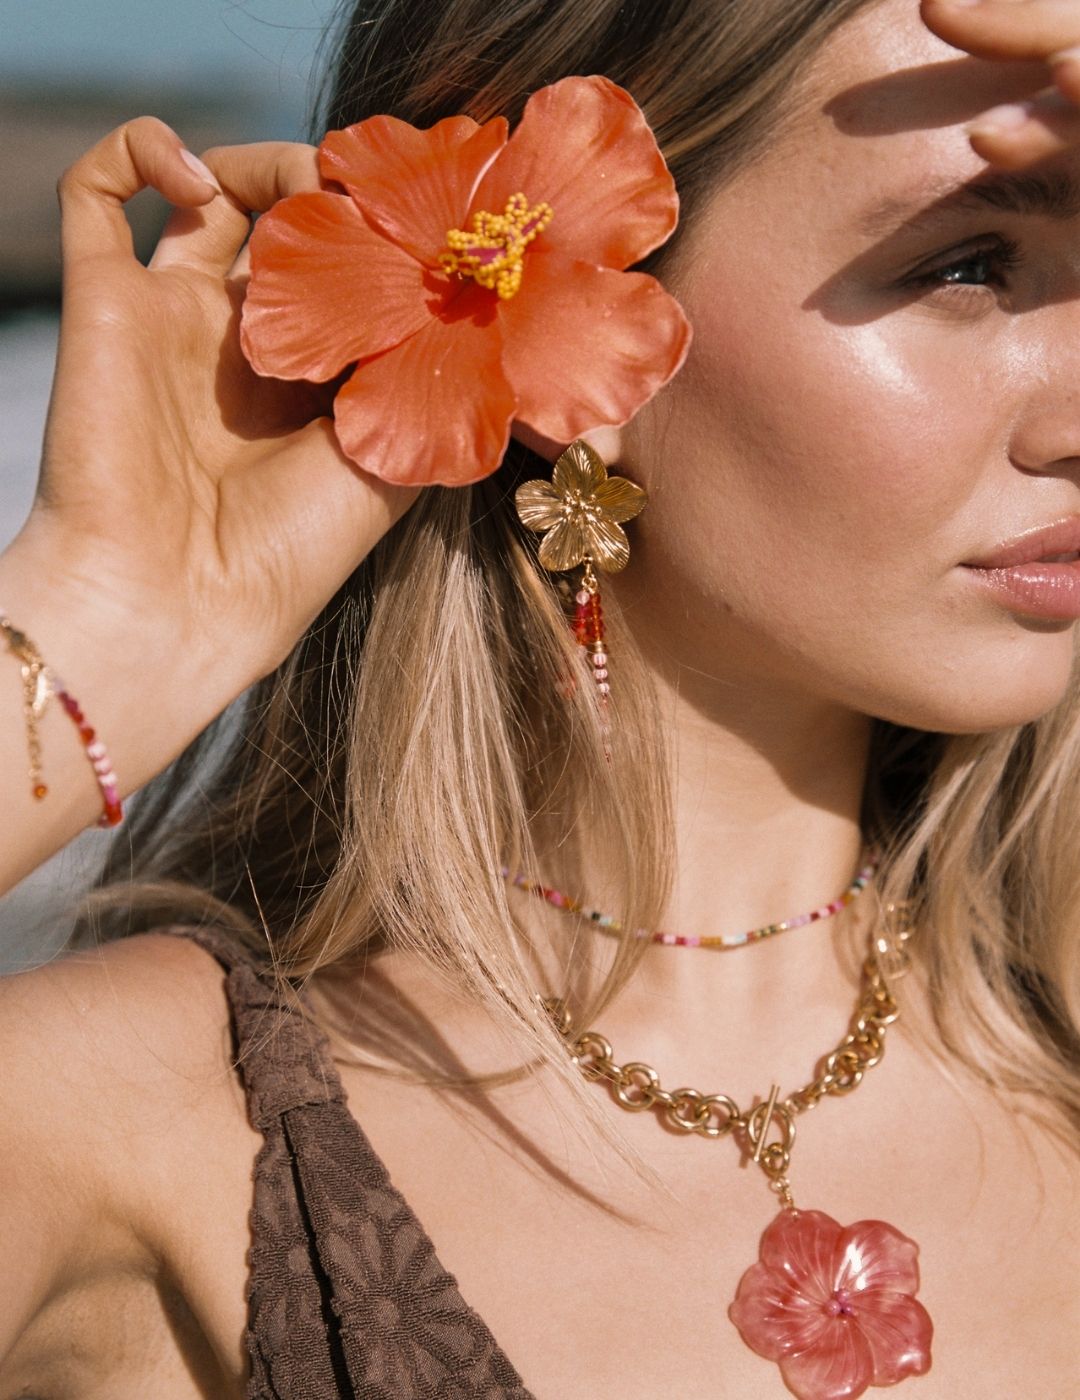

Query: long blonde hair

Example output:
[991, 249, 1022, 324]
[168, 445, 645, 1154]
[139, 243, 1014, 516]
[71, 0, 1080, 1159]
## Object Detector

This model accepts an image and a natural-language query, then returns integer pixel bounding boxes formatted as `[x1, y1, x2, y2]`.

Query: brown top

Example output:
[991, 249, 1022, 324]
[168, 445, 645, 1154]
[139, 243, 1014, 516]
[158, 923, 536, 1400]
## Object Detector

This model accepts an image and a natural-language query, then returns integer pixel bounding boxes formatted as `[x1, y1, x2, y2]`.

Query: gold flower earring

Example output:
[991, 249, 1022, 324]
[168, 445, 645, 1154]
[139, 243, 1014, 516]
[514, 439, 647, 726]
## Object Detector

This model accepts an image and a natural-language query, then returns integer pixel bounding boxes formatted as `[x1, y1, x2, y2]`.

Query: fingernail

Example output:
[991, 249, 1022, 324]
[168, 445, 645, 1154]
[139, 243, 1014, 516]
[179, 148, 222, 194]
[943, 0, 982, 7]
[967, 100, 1034, 136]
[1050, 45, 1080, 66]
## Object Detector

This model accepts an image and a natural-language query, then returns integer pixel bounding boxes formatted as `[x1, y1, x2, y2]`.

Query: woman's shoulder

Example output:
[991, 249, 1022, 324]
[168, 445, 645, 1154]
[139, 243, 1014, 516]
[8, 923, 266, 1156]
[0, 923, 263, 1205]
[0, 929, 263, 1372]
[0, 926, 250, 1113]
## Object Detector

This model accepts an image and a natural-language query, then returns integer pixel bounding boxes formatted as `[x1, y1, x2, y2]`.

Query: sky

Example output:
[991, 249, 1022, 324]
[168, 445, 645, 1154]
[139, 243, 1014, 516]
[1, 0, 340, 131]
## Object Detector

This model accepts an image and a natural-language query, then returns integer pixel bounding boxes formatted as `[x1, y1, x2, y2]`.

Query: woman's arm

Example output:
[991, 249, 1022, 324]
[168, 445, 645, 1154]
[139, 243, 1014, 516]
[0, 118, 420, 897]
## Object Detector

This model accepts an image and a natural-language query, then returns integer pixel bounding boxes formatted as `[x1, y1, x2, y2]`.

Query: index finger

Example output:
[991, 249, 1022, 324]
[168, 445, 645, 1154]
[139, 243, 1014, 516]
[197, 140, 322, 216]
[921, 0, 1080, 63]
[58, 115, 222, 270]
[148, 140, 322, 276]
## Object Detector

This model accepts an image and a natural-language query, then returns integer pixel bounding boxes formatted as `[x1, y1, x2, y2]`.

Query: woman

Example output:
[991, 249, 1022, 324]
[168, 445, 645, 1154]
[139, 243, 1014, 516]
[1, 0, 1078, 1394]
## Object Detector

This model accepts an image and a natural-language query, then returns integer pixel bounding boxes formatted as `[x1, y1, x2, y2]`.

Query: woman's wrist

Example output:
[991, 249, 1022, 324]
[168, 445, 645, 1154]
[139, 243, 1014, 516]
[0, 522, 239, 895]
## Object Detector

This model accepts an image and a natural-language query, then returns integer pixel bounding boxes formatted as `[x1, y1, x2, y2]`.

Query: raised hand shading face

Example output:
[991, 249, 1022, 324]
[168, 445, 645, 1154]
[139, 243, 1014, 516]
[620, 0, 1080, 736]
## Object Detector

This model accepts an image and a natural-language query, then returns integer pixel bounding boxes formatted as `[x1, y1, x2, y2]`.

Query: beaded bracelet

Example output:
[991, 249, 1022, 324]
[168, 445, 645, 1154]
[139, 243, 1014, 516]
[0, 608, 124, 829]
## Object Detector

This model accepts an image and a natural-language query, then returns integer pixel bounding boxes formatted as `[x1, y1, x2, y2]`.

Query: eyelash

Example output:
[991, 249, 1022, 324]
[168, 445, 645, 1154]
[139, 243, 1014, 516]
[907, 236, 1025, 302]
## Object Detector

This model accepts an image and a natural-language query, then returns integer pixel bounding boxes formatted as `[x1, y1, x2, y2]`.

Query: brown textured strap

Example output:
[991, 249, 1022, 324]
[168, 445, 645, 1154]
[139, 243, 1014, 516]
[154, 923, 534, 1399]
[154, 924, 354, 1396]
[281, 1100, 534, 1397]
[156, 923, 346, 1128]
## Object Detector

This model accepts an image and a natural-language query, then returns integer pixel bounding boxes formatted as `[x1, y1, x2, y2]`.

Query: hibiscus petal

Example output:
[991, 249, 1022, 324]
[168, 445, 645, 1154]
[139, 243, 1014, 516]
[593, 475, 648, 523]
[472, 75, 678, 270]
[852, 1289, 933, 1384]
[729, 1260, 835, 1362]
[499, 251, 691, 444]
[514, 480, 564, 532]
[319, 114, 509, 268]
[552, 439, 606, 498]
[240, 191, 431, 380]
[778, 1322, 875, 1400]
[331, 287, 515, 486]
[584, 517, 631, 573]
[760, 1210, 845, 1302]
[833, 1219, 922, 1297]
[538, 517, 588, 572]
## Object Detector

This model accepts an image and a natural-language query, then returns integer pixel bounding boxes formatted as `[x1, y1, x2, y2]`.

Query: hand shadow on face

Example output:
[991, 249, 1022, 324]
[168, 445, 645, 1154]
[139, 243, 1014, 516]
[795, 57, 1075, 327]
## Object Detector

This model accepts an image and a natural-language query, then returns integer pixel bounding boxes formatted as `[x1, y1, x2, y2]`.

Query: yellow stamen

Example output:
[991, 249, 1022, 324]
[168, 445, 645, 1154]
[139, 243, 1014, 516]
[440, 193, 553, 300]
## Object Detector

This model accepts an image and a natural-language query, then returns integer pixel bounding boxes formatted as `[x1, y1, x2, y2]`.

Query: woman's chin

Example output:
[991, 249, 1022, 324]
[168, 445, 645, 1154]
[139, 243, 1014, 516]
[872, 651, 1077, 735]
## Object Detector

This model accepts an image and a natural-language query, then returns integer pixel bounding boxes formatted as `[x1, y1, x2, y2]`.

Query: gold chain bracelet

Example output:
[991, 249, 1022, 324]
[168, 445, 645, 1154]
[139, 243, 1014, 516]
[0, 608, 125, 827]
[0, 612, 54, 798]
[541, 899, 915, 1211]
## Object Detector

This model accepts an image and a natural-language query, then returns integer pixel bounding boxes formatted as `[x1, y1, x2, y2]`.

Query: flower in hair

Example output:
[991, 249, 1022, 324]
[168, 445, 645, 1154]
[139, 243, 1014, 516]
[728, 1209, 933, 1400]
[239, 75, 691, 487]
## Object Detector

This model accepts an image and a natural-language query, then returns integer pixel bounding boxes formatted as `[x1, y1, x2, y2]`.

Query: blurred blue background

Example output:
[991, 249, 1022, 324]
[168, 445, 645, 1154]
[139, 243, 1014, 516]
[4, 0, 334, 102]
[0, 0, 340, 961]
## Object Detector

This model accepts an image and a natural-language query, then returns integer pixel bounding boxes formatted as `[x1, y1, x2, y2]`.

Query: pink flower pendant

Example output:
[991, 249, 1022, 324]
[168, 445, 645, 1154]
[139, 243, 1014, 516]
[728, 1207, 933, 1400]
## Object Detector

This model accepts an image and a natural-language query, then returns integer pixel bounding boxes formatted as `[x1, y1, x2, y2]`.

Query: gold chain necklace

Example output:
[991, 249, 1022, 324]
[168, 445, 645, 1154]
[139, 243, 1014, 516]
[538, 899, 935, 1399]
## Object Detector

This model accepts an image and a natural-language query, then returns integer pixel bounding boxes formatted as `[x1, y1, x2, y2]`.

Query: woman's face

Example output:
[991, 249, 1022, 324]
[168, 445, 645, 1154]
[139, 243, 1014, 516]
[623, 0, 1080, 734]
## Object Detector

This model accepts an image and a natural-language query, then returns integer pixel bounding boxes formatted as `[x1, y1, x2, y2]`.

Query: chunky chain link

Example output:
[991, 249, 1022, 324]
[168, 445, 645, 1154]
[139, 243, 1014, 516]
[541, 899, 916, 1210]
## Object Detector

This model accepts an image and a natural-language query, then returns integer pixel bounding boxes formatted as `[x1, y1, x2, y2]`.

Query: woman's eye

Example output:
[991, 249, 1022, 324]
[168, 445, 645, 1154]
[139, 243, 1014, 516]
[907, 237, 1025, 299]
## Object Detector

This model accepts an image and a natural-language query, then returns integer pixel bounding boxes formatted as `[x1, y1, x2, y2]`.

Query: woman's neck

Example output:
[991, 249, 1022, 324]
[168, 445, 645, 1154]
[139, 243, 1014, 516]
[554, 650, 879, 1093]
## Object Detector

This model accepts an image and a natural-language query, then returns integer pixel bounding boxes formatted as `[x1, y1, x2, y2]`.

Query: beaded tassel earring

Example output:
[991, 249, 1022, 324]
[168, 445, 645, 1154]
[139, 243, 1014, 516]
[514, 439, 647, 732]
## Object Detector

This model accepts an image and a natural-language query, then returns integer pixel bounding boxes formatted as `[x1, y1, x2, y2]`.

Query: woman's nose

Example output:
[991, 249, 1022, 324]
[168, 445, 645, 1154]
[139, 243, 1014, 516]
[1007, 288, 1080, 477]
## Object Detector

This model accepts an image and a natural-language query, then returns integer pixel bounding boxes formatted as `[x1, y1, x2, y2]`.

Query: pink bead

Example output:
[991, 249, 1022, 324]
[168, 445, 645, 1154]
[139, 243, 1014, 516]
[575, 590, 591, 605]
[596, 682, 611, 696]
[592, 668, 608, 681]
[592, 651, 607, 666]
[87, 740, 106, 761]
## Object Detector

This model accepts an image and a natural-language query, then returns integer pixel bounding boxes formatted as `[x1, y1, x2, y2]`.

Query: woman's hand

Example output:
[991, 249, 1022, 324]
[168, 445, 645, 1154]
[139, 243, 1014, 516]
[0, 117, 424, 888]
[921, 0, 1080, 165]
[12, 116, 420, 702]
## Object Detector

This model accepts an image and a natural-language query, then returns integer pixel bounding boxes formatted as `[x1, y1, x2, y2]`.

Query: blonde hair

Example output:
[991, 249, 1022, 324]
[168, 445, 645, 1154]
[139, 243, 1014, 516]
[71, 0, 1080, 1161]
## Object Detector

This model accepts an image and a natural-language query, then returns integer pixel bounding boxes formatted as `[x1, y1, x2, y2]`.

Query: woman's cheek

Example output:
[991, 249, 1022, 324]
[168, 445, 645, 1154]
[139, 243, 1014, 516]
[674, 287, 965, 565]
[783, 318, 1026, 604]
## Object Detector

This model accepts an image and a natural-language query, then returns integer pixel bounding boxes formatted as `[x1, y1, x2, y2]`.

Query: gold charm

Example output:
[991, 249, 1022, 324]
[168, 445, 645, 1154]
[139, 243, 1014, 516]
[514, 440, 647, 724]
[514, 439, 647, 574]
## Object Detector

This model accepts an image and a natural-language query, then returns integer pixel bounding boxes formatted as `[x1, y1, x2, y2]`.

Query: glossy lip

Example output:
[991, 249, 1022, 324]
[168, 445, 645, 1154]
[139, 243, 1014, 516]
[960, 560, 1080, 621]
[961, 514, 1080, 569]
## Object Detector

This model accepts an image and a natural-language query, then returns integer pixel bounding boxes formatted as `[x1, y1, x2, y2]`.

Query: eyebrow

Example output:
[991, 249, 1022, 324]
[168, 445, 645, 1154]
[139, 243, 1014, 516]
[855, 168, 1080, 240]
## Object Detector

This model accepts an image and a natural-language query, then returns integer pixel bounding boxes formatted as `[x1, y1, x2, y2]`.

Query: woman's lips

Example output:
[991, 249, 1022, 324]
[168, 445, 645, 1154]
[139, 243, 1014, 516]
[963, 515, 1080, 570]
[960, 559, 1080, 620]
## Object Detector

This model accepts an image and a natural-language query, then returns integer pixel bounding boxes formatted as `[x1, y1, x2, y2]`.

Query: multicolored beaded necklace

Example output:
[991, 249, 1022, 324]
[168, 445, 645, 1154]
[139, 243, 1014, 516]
[500, 844, 880, 949]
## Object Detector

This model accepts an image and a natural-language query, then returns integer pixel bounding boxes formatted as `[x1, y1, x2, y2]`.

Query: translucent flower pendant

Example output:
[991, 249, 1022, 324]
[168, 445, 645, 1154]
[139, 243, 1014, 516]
[728, 1206, 933, 1399]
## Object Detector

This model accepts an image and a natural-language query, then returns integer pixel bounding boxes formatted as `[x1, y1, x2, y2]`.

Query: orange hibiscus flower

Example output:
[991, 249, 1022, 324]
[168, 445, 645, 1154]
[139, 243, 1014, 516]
[239, 75, 692, 487]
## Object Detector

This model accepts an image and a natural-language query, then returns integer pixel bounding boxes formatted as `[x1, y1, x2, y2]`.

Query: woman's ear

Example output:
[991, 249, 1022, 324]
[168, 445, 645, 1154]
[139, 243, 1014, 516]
[510, 421, 626, 465]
